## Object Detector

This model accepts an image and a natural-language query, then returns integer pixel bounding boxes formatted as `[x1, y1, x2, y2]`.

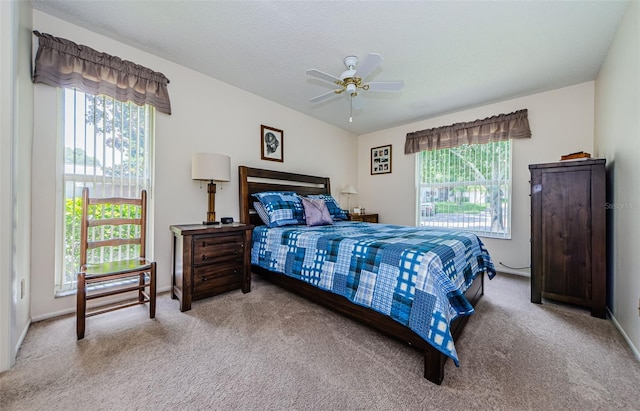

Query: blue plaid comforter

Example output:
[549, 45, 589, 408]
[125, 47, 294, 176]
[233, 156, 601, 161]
[251, 221, 496, 365]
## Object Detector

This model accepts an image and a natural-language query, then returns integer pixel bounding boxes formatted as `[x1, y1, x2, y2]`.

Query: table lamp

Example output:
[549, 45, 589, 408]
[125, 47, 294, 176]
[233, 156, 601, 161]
[341, 184, 358, 212]
[191, 152, 231, 225]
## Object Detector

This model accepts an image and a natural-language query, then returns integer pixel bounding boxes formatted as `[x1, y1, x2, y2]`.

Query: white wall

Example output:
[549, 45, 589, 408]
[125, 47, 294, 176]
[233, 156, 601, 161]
[594, 1, 640, 357]
[0, 0, 15, 373]
[30, 11, 357, 320]
[0, 0, 33, 372]
[357, 82, 595, 277]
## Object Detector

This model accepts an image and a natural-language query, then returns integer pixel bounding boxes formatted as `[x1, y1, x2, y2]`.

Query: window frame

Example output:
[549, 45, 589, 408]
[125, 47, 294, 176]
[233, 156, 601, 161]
[54, 88, 155, 296]
[415, 140, 512, 240]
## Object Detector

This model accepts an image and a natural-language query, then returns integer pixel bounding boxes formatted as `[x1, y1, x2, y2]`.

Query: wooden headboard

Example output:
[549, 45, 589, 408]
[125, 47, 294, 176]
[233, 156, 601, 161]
[239, 166, 331, 226]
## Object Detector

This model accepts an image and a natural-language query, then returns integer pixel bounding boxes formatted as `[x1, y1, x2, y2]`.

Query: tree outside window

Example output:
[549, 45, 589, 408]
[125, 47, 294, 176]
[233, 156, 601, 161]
[418, 140, 511, 239]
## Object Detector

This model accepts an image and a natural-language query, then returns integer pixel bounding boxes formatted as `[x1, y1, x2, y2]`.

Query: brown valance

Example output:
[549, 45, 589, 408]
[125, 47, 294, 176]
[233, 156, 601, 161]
[404, 109, 530, 154]
[32, 31, 172, 114]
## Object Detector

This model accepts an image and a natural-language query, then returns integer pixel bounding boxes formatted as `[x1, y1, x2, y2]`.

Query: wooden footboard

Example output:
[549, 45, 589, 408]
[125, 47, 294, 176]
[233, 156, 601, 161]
[253, 265, 485, 385]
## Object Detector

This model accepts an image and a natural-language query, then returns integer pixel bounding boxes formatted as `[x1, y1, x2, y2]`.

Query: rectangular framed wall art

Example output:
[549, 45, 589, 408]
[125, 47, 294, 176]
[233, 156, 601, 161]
[261, 125, 284, 162]
[371, 144, 392, 175]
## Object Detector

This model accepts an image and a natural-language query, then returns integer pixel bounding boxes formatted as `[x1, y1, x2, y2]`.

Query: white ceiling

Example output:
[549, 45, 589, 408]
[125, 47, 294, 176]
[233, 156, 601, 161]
[31, 0, 629, 135]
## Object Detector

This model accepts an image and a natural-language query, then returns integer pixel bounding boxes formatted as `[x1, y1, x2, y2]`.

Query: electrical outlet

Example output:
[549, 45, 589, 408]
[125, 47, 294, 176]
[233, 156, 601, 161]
[20, 279, 25, 299]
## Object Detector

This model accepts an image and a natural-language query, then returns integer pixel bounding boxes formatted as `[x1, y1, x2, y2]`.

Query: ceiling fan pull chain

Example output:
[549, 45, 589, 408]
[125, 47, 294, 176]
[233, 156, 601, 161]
[349, 96, 353, 123]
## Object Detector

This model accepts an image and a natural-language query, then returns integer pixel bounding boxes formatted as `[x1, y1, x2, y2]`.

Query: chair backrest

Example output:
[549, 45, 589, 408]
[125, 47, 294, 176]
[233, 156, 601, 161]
[80, 187, 147, 267]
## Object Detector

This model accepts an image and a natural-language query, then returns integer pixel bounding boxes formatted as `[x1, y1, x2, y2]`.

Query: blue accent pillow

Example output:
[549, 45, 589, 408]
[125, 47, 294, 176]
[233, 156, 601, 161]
[253, 192, 305, 227]
[307, 194, 348, 221]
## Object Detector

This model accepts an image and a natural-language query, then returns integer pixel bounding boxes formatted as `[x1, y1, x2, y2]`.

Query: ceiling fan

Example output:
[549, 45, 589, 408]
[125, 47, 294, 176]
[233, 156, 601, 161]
[306, 53, 404, 122]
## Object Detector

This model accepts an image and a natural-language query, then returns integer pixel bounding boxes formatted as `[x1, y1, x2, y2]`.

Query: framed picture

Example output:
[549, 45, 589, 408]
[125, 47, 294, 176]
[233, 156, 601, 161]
[261, 125, 284, 162]
[371, 144, 392, 175]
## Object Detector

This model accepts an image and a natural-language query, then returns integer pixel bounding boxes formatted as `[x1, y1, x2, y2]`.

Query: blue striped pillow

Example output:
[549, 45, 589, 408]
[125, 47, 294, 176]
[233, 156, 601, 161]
[253, 192, 305, 227]
[307, 194, 348, 221]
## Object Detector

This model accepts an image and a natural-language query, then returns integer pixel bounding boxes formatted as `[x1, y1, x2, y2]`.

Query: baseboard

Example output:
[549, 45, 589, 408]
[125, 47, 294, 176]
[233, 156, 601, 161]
[15, 320, 29, 357]
[608, 307, 640, 363]
[31, 285, 172, 323]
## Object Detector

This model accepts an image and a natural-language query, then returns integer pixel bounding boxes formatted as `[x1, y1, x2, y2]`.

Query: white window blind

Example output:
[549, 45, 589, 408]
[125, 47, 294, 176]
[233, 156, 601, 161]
[57, 88, 154, 293]
[417, 140, 511, 239]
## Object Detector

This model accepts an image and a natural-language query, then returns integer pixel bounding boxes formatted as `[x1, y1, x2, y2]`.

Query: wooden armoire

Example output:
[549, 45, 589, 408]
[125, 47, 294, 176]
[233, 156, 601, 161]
[529, 159, 606, 318]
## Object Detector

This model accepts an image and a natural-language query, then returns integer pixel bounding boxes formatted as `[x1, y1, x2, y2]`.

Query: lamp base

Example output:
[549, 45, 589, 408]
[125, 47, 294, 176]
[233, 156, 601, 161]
[204, 181, 218, 225]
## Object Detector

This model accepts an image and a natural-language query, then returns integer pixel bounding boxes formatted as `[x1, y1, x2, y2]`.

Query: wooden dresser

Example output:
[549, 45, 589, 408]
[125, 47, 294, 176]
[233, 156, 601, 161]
[529, 159, 606, 318]
[170, 223, 253, 312]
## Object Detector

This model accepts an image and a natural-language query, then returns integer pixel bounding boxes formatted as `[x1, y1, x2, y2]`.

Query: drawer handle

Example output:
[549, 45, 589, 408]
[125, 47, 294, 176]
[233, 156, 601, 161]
[202, 243, 241, 250]
[202, 255, 211, 261]
[202, 276, 208, 282]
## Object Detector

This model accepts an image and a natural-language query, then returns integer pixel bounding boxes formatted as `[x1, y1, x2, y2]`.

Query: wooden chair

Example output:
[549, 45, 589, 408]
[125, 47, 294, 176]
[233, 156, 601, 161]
[76, 187, 156, 340]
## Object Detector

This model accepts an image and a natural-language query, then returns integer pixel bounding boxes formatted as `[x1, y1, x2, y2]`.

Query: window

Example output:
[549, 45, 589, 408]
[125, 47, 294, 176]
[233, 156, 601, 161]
[417, 140, 511, 239]
[57, 88, 154, 294]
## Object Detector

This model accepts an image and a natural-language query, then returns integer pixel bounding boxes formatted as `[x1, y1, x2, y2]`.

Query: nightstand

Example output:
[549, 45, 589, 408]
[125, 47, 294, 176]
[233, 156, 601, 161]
[170, 223, 254, 312]
[348, 213, 378, 223]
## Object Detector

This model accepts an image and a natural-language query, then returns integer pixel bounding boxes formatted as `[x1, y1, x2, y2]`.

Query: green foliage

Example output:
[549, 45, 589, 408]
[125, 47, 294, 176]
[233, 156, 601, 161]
[64, 148, 101, 166]
[63, 197, 141, 283]
[435, 202, 487, 214]
[419, 140, 510, 183]
[81, 91, 149, 178]
[63, 197, 83, 286]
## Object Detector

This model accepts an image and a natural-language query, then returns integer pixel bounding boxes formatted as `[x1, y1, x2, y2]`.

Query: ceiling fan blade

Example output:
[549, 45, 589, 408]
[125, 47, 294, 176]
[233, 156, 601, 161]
[306, 69, 341, 84]
[355, 53, 383, 80]
[310, 90, 340, 103]
[366, 81, 405, 92]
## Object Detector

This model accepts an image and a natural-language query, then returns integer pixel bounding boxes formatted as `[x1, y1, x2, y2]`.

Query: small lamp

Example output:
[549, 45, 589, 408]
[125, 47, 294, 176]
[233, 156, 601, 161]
[341, 184, 358, 212]
[192, 152, 231, 225]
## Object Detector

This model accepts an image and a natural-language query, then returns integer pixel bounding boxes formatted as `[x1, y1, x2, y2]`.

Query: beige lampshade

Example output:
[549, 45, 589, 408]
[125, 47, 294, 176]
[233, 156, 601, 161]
[191, 153, 231, 182]
[341, 184, 358, 195]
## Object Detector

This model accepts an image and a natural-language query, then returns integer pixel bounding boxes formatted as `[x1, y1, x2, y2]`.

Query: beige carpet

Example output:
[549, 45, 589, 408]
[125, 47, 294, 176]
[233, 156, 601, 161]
[1, 273, 639, 410]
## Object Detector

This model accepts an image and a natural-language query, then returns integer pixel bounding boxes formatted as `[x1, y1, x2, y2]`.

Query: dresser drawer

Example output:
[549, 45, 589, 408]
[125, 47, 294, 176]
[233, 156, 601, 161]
[193, 261, 243, 294]
[193, 233, 244, 266]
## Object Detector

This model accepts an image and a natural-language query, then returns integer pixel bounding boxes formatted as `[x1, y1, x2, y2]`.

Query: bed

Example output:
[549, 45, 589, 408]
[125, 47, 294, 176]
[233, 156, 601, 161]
[239, 166, 495, 384]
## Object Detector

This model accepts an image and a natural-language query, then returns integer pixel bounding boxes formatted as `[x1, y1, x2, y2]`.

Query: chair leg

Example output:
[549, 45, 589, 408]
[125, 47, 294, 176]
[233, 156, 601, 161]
[76, 273, 86, 340]
[149, 262, 156, 319]
[138, 273, 145, 303]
